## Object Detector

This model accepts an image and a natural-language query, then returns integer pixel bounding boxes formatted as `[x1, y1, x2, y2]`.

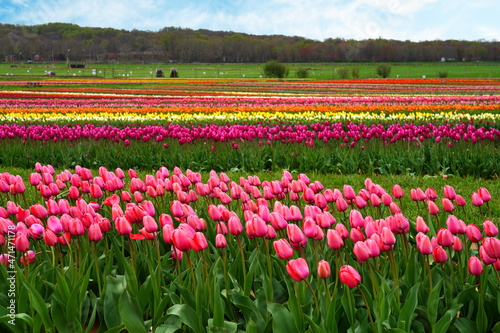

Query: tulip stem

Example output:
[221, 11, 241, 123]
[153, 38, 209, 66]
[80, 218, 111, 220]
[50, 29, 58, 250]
[345, 286, 356, 332]
[128, 238, 136, 271]
[202, 250, 213, 310]
[478, 277, 486, 332]
[24, 251, 29, 281]
[486, 202, 492, 220]
[366, 261, 377, 298]
[56, 245, 65, 279]
[494, 269, 500, 285]
[447, 247, 454, 293]
[358, 286, 377, 333]
[92, 242, 102, 297]
[236, 234, 246, 279]
[463, 235, 469, 281]
[304, 279, 319, 314]
[295, 282, 304, 330]
[324, 279, 330, 312]
[478, 206, 485, 221]
[264, 239, 273, 301]
[186, 252, 197, 292]
[154, 237, 162, 291]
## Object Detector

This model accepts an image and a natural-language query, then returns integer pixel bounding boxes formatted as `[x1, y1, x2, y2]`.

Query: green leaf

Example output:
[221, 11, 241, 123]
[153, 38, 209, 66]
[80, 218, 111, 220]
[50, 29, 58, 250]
[492, 321, 500, 333]
[83, 292, 98, 333]
[51, 298, 82, 333]
[428, 279, 443, 328]
[113, 241, 138, 296]
[22, 281, 54, 332]
[207, 319, 237, 333]
[213, 278, 225, 328]
[398, 283, 420, 332]
[103, 276, 125, 330]
[268, 303, 299, 333]
[304, 314, 323, 333]
[55, 270, 71, 304]
[244, 259, 257, 297]
[245, 318, 257, 333]
[228, 291, 265, 332]
[325, 289, 338, 333]
[434, 304, 462, 333]
[455, 318, 479, 333]
[118, 290, 148, 333]
[167, 304, 200, 333]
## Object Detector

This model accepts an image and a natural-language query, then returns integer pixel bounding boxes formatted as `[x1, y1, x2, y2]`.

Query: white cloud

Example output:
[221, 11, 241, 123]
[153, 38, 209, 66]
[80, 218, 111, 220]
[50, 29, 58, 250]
[1, 0, 499, 41]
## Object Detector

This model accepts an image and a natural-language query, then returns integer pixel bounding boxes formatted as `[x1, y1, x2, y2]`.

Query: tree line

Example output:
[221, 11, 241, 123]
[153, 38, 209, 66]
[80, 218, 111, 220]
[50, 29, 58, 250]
[1, 22, 499, 63]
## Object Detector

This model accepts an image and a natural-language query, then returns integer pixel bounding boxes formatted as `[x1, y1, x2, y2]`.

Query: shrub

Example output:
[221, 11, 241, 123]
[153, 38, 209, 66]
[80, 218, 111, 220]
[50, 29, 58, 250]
[376, 64, 391, 78]
[263, 60, 288, 78]
[438, 70, 448, 78]
[337, 68, 350, 79]
[351, 67, 360, 79]
[296, 67, 309, 78]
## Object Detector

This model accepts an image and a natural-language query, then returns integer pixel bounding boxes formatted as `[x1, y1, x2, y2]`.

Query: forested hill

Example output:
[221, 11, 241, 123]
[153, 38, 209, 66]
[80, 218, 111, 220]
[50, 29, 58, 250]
[1, 22, 499, 63]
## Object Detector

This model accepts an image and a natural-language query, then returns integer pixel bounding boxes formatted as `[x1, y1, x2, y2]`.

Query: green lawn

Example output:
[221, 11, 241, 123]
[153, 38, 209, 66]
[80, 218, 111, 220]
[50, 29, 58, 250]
[1, 61, 500, 80]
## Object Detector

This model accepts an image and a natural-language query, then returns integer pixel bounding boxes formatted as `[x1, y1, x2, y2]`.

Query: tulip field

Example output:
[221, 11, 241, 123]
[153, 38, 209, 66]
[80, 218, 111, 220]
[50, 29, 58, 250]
[1, 78, 500, 332]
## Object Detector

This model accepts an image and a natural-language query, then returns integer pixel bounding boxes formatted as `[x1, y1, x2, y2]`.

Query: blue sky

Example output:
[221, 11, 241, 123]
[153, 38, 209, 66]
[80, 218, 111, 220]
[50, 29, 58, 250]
[0, 0, 499, 41]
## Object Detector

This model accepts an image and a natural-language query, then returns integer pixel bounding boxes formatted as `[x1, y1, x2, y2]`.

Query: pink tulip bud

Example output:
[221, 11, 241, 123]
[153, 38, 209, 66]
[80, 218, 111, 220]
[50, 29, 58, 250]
[286, 258, 309, 282]
[339, 265, 361, 288]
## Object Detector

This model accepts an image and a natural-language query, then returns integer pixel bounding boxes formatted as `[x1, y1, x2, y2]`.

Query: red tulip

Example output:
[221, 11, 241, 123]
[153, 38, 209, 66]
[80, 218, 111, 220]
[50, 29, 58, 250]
[443, 185, 456, 201]
[172, 228, 192, 252]
[416, 216, 430, 233]
[428, 201, 439, 215]
[339, 265, 361, 288]
[483, 237, 500, 259]
[483, 220, 498, 237]
[353, 241, 371, 263]
[349, 209, 365, 228]
[0, 254, 10, 267]
[432, 246, 448, 263]
[89, 223, 103, 242]
[468, 256, 483, 276]
[442, 198, 454, 213]
[191, 232, 208, 251]
[381, 227, 396, 246]
[455, 195, 466, 207]
[478, 187, 491, 202]
[115, 216, 133, 235]
[15, 233, 30, 252]
[392, 184, 404, 199]
[437, 228, 454, 247]
[20, 250, 36, 265]
[471, 192, 483, 207]
[143, 215, 159, 233]
[350, 227, 365, 243]
[336, 197, 348, 212]
[215, 234, 227, 248]
[326, 229, 344, 250]
[286, 258, 309, 282]
[274, 238, 294, 259]
[416, 233, 433, 255]
[343, 185, 356, 201]
[466, 224, 483, 243]
[318, 260, 331, 279]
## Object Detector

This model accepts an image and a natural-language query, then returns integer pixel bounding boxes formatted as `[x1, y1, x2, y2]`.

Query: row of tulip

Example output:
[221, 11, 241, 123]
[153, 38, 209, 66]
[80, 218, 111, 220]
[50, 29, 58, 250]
[1, 164, 499, 332]
[0, 120, 497, 177]
[3, 91, 500, 108]
[2, 107, 500, 125]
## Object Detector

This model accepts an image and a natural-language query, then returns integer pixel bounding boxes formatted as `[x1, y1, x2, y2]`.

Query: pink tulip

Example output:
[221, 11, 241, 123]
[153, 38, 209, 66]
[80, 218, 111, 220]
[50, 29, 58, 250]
[339, 265, 361, 288]
[286, 258, 309, 282]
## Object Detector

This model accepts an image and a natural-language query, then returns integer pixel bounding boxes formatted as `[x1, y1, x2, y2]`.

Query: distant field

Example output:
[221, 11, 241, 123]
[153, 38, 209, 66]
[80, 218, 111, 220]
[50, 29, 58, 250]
[0, 61, 499, 80]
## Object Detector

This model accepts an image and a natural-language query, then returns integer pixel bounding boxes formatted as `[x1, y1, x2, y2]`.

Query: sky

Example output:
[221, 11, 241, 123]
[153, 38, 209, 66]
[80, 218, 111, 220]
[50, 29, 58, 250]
[0, 0, 499, 42]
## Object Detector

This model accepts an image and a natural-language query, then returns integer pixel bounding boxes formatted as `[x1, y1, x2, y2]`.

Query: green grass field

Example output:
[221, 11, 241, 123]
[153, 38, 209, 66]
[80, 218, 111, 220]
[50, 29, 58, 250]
[1, 61, 500, 80]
